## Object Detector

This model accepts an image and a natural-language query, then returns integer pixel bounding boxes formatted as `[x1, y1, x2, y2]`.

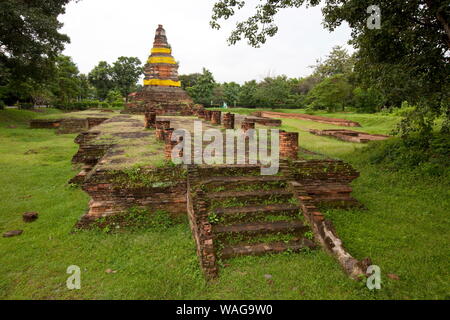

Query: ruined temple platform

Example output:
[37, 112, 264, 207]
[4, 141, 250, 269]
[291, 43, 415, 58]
[253, 111, 362, 127]
[308, 129, 390, 143]
[27, 108, 369, 280]
[30, 109, 119, 133]
[71, 114, 223, 224]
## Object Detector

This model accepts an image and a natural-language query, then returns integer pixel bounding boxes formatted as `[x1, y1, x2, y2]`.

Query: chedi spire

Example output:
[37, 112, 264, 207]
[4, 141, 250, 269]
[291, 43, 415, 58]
[125, 24, 199, 115]
[143, 25, 181, 87]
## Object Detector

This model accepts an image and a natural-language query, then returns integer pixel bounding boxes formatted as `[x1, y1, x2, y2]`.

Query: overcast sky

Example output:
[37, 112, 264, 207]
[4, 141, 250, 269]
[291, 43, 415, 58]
[59, 0, 353, 84]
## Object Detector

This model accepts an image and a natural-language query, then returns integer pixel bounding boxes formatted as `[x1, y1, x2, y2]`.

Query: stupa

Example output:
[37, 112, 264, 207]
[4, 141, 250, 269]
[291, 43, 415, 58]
[125, 25, 194, 115]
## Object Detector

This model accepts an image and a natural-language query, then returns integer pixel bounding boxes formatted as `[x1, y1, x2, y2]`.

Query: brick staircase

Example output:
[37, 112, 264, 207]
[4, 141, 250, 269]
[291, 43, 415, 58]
[187, 164, 316, 279]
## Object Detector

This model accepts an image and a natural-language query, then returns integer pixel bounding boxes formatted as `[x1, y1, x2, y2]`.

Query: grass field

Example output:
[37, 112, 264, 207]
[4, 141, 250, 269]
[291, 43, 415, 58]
[0, 108, 448, 299]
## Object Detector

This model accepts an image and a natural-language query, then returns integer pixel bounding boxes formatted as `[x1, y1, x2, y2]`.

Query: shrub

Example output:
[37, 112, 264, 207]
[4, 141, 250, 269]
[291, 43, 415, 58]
[19, 102, 34, 110]
[306, 74, 353, 112]
[0, 100, 5, 110]
[72, 102, 88, 110]
[106, 89, 123, 104]
[111, 102, 125, 109]
[361, 132, 450, 177]
[391, 101, 416, 117]
[84, 100, 100, 108]
[352, 87, 384, 113]
[99, 101, 111, 109]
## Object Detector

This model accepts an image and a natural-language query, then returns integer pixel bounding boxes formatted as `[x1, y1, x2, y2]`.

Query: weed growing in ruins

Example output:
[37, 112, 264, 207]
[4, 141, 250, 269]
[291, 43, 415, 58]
[261, 196, 290, 205]
[146, 209, 175, 230]
[68, 182, 78, 189]
[210, 198, 248, 209]
[88, 207, 175, 233]
[211, 186, 226, 193]
[207, 213, 222, 225]
[113, 164, 187, 189]
[213, 180, 288, 193]
[219, 233, 299, 246]
[211, 209, 302, 226]
[304, 231, 314, 240]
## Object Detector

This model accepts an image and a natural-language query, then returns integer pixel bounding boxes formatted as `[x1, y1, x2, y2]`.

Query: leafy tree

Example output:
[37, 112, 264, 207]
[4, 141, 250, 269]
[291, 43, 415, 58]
[111, 56, 143, 101]
[88, 61, 114, 100]
[106, 89, 123, 104]
[254, 76, 292, 107]
[295, 75, 321, 95]
[212, 84, 225, 105]
[51, 55, 80, 104]
[306, 74, 353, 112]
[186, 68, 216, 105]
[311, 46, 355, 80]
[78, 74, 95, 100]
[352, 87, 385, 113]
[179, 73, 202, 90]
[223, 82, 241, 106]
[0, 0, 73, 85]
[210, 0, 450, 134]
[2, 54, 80, 106]
[238, 80, 259, 107]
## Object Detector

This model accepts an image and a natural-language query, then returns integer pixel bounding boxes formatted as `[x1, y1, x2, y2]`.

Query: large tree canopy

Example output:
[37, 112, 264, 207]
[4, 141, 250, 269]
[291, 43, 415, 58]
[186, 68, 216, 105]
[211, 0, 450, 133]
[88, 61, 114, 101]
[211, 0, 449, 48]
[111, 56, 143, 101]
[0, 0, 74, 84]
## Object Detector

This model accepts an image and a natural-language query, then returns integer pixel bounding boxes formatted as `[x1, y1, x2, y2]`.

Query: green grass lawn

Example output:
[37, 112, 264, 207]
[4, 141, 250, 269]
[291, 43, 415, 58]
[0, 109, 448, 299]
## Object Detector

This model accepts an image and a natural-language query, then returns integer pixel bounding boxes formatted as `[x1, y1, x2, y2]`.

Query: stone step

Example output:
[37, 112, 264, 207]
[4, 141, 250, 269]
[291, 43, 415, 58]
[314, 198, 363, 209]
[214, 203, 299, 216]
[206, 189, 293, 202]
[221, 239, 316, 259]
[214, 220, 308, 237]
[198, 175, 287, 188]
[304, 184, 353, 194]
[195, 164, 263, 177]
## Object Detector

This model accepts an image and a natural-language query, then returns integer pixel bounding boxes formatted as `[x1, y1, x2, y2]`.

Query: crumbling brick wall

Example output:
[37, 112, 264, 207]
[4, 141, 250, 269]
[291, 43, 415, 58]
[30, 119, 61, 129]
[283, 160, 361, 208]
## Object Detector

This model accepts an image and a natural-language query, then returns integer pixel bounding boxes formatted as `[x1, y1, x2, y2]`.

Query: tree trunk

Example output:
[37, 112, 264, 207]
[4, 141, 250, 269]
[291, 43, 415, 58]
[426, 0, 450, 48]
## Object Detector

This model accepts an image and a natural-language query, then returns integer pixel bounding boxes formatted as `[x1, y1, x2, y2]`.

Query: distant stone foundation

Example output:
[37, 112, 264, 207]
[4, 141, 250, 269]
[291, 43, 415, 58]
[254, 111, 361, 127]
[223, 113, 235, 129]
[30, 117, 109, 134]
[309, 129, 390, 143]
[29, 119, 61, 129]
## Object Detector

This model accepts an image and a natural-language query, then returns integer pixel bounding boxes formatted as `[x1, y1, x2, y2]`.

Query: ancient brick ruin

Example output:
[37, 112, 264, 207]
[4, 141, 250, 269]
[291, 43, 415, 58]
[30, 106, 370, 280]
[144, 111, 157, 129]
[29, 119, 61, 129]
[63, 108, 369, 279]
[245, 115, 282, 127]
[186, 160, 367, 280]
[124, 25, 196, 115]
[211, 111, 222, 125]
[71, 115, 187, 226]
[30, 110, 115, 133]
[187, 164, 316, 279]
[254, 111, 361, 127]
[279, 131, 299, 159]
[223, 112, 235, 129]
[28, 25, 374, 282]
[309, 129, 390, 143]
[241, 120, 255, 132]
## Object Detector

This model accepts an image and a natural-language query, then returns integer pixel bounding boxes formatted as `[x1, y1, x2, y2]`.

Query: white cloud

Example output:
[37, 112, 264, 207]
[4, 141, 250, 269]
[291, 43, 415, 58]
[60, 0, 353, 84]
